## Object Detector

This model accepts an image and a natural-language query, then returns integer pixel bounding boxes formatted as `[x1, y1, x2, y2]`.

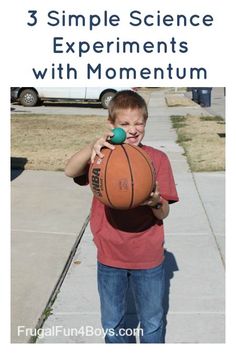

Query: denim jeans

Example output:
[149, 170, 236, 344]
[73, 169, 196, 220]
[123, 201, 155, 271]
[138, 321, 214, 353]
[97, 261, 165, 343]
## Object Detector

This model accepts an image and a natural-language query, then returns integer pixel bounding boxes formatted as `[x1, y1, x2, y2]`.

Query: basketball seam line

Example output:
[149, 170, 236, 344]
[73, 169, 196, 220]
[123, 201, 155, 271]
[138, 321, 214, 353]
[104, 149, 116, 209]
[122, 144, 134, 209]
[129, 145, 156, 192]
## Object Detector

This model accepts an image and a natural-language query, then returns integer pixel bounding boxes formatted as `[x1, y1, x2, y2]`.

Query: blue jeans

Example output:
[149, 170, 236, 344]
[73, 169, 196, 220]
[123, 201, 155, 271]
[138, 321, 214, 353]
[97, 261, 165, 343]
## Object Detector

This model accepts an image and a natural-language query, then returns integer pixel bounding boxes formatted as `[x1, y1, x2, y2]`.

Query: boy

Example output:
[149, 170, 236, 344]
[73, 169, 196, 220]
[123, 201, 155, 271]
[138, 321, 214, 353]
[65, 90, 179, 343]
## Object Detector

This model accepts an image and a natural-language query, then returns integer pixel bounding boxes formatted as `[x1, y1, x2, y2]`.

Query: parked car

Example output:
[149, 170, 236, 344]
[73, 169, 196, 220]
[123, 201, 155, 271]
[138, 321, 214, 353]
[11, 87, 137, 109]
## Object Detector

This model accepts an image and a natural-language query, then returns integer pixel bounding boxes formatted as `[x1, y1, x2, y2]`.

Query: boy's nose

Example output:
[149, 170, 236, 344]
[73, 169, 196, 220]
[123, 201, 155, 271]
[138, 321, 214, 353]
[128, 126, 136, 134]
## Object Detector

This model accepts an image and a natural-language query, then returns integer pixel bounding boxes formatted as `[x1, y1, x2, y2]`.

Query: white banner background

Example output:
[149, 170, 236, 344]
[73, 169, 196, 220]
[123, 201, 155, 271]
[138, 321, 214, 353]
[0, 1, 235, 353]
[1, 0, 232, 86]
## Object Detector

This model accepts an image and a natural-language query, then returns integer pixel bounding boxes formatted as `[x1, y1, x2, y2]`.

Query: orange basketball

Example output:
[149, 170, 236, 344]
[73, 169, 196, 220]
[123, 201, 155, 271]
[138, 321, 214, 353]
[89, 144, 156, 209]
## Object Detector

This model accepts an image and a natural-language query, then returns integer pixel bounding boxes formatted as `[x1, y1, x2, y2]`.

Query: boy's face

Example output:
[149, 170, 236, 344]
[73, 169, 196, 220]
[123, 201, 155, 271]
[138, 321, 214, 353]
[110, 108, 146, 146]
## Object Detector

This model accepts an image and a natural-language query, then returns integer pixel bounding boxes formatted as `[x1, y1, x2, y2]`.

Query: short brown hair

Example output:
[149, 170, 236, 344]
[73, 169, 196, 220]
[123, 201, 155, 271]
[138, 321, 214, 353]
[108, 90, 148, 123]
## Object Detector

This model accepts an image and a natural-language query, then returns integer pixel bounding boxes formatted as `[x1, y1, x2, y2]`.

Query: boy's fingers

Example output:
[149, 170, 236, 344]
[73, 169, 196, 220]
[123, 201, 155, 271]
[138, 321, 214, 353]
[91, 150, 104, 163]
[90, 134, 115, 163]
[106, 131, 115, 140]
[103, 141, 115, 150]
[90, 151, 96, 164]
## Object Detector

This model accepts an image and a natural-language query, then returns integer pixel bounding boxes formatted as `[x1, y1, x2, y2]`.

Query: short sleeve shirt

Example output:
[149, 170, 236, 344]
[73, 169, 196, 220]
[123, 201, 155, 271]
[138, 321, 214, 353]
[75, 145, 179, 269]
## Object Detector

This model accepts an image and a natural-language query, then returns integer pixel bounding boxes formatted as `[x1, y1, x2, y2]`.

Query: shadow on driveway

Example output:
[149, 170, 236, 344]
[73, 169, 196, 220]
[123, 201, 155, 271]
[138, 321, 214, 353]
[11, 157, 28, 181]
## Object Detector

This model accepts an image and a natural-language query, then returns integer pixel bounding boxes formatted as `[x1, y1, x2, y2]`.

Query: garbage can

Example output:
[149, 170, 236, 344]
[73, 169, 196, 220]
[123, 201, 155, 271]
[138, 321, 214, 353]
[197, 87, 212, 107]
[191, 87, 199, 103]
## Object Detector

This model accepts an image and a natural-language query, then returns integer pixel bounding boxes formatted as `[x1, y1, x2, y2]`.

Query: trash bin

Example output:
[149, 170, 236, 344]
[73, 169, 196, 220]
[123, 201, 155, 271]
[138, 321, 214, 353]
[191, 87, 199, 103]
[197, 87, 212, 107]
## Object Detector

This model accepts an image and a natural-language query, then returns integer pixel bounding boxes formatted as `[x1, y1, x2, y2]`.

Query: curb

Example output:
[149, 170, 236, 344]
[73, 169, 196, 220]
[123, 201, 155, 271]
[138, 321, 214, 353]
[165, 93, 197, 107]
[29, 215, 90, 343]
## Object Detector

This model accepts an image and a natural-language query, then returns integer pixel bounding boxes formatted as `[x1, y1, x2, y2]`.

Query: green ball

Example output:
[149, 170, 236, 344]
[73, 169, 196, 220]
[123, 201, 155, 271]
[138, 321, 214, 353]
[110, 127, 126, 144]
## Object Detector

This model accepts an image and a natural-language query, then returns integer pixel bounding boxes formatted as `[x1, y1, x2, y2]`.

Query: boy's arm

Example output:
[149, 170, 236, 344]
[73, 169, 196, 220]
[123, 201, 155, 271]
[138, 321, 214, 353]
[65, 132, 115, 178]
[150, 197, 170, 220]
[65, 143, 93, 178]
[142, 181, 170, 220]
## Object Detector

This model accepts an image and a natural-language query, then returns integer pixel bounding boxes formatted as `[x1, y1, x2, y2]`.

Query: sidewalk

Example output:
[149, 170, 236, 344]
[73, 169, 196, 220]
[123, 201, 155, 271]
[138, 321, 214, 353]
[11, 171, 93, 342]
[12, 88, 225, 343]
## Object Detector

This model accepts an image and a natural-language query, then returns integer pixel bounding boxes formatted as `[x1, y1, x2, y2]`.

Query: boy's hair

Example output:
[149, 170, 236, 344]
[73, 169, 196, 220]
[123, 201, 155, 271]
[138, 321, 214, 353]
[108, 90, 148, 123]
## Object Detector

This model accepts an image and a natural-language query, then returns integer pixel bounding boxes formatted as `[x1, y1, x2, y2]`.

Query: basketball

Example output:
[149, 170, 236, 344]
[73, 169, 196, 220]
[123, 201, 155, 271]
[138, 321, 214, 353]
[89, 144, 156, 209]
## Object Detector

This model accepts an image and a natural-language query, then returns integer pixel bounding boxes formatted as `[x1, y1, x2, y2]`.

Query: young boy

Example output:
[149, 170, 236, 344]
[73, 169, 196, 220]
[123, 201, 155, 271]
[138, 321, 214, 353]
[65, 90, 179, 343]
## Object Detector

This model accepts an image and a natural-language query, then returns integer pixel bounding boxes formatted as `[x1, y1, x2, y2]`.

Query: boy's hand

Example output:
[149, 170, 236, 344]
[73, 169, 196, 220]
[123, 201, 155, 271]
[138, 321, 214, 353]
[141, 181, 162, 207]
[91, 131, 115, 163]
[142, 181, 169, 219]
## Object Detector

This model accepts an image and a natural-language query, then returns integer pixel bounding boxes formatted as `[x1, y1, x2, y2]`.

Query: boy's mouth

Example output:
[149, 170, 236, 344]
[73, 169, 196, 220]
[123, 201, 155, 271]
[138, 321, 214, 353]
[127, 134, 140, 143]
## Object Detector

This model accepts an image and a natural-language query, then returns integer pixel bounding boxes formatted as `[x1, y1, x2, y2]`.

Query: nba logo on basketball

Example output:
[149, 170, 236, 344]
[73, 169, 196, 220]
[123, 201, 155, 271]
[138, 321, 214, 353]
[91, 167, 103, 197]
